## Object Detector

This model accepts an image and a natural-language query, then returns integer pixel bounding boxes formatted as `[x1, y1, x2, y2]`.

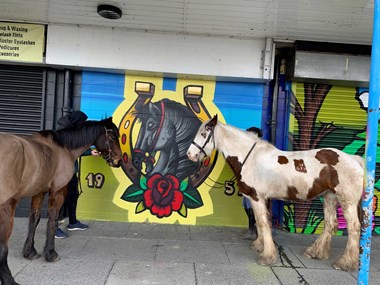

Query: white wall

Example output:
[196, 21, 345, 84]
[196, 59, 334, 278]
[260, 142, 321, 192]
[46, 25, 267, 80]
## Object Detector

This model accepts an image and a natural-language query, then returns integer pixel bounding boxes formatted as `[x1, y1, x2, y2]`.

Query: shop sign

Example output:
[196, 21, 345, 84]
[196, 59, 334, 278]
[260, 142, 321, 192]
[0, 22, 45, 63]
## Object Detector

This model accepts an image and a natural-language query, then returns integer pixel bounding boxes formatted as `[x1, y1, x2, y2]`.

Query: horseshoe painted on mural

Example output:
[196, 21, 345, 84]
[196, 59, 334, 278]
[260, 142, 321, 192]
[182, 85, 218, 188]
[119, 81, 155, 185]
[119, 82, 218, 187]
[117, 80, 218, 219]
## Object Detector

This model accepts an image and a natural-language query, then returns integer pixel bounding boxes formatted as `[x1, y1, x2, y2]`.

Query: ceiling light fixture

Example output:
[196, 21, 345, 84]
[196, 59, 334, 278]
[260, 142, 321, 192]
[97, 4, 122, 20]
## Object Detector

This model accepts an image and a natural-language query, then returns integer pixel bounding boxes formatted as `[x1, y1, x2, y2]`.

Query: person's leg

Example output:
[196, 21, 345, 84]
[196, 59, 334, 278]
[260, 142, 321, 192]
[55, 184, 69, 239]
[66, 175, 79, 225]
[66, 174, 88, 231]
[240, 196, 257, 240]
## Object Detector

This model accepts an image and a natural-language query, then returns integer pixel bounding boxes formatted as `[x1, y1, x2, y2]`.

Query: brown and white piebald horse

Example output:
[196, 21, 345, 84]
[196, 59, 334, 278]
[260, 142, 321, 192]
[0, 117, 122, 285]
[187, 115, 363, 271]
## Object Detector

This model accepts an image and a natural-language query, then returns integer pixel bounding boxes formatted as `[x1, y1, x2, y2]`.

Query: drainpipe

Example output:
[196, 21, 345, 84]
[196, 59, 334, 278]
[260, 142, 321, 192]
[270, 62, 279, 145]
[358, 0, 380, 284]
[62, 69, 73, 117]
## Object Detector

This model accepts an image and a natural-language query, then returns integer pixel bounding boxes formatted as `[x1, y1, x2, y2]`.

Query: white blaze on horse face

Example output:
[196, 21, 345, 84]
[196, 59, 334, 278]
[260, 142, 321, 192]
[187, 143, 201, 162]
[187, 125, 212, 162]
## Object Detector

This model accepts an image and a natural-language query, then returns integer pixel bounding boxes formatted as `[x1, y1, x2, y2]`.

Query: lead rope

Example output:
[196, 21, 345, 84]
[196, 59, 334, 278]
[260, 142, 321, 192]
[191, 141, 257, 189]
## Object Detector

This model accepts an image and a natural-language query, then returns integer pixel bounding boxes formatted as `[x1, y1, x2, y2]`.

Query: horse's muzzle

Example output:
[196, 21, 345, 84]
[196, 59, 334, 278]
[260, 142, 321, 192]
[187, 150, 201, 162]
[109, 158, 122, 168]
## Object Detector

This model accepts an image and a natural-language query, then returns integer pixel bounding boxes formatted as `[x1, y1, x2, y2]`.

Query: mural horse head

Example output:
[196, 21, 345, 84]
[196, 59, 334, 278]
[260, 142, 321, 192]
[187, 115, 364, 272]
[0, 117, 122, 285]
[133, 99, 201, 181]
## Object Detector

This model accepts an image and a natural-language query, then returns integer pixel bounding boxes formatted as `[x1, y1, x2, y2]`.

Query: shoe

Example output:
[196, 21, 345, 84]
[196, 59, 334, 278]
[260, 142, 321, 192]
[67, 221, 89, 231]
[55, 228, 69, 239]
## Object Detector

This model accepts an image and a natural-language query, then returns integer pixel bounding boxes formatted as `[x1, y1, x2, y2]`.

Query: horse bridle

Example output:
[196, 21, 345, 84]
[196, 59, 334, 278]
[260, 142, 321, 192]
[99, 127, 117, 163]
[133, 101, 165, 165]
[191, 126, 215, 158]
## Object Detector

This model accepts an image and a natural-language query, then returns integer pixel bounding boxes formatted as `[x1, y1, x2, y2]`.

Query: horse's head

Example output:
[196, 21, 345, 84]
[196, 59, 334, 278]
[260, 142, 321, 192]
[133, 101, 175, 173]
[187, 115, 218, 162]
[95, 117, 123, 168]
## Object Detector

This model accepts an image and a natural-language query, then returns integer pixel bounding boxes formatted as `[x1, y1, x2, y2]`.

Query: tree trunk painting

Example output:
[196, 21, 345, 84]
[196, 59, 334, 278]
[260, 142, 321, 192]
[292, 83, 335, 229]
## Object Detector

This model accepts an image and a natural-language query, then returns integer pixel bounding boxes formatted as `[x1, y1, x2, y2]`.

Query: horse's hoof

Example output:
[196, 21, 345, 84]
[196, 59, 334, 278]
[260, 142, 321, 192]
[304, 247, 330, 260]
[22, 248, 41, 260]
[29, 252, 41, 260]
[257, 252, 279, 265]
[44, 251, 60, 262]
[303, 247, 315, 259]
[333, 258, 358, 272]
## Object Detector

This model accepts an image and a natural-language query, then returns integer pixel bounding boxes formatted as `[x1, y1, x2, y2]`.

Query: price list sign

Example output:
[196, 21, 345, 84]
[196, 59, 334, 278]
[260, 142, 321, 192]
[0, 22, 45, 63]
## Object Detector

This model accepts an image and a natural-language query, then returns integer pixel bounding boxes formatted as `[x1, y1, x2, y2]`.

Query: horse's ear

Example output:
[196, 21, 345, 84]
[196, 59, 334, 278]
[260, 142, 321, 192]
[148, 101, 161, 115]
[206, 114, 218, 131]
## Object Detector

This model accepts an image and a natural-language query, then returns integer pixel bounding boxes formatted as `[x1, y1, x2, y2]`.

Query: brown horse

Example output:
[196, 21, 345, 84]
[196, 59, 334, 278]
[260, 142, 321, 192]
[187, 115, 363, 272]
[0, 117, 122, 285]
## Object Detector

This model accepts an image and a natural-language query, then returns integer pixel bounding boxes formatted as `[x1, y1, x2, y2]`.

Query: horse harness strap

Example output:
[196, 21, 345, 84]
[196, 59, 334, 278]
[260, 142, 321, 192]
[227, 141, 257, 184]
[99, 127, 114, 163]
[240, 142, 257, 171]
[191, 127, 215, 157]
[193, 140, 257, 189]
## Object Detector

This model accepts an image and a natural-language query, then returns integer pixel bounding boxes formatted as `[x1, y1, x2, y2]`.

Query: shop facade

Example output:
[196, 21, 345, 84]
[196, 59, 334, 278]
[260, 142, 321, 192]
[1, 21, 379, 233]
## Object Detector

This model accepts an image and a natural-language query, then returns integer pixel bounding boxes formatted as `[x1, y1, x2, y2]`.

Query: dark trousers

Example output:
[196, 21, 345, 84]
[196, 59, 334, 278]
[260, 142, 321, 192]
[59, 174, 79, 225]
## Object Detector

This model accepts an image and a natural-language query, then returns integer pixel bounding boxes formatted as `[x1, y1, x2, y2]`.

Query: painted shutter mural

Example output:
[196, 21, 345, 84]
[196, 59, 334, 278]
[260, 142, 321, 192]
[77, 72, 265, 227]
[285, 82, 380, 236]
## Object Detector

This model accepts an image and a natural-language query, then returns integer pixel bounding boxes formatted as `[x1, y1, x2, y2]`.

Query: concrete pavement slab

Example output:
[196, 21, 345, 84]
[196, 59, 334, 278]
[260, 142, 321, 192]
[13, 257, 114, 285]
[271, 266, 309, 285]
[105, 261, 195, 285]
[126, 223, 191, 240]
[285, 245, 344, 270]
[189, 225, 243, 243]
[7, 255, 32, 278]
[72, 220, 132, 238]
[79, 236, 158, 261]
[155, 240, 231, 264]
[295, 268, 357, 285]
[223, 242, 259, 265]
[195, 263, 281, 285]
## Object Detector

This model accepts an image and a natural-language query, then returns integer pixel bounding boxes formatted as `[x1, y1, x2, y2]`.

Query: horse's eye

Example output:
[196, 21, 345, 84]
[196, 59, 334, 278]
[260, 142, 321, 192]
[147, 122, 156, 130]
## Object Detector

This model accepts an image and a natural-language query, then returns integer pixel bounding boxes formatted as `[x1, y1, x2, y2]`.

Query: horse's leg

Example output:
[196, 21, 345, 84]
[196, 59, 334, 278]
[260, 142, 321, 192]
[251, 223, 264, 253]
[44, 187, 67, 262]
[22, 193, 45, 260]
[250, 197, 278, 265]
[0, 198, 19, 285]
[304, 192, 337, 260]
[332, 201, 360, 271]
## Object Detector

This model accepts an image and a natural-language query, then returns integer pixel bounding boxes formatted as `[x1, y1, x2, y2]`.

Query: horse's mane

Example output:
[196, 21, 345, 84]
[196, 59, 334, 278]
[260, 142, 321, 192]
[163, 100, 202, 180]
[135, 99, 201, 149]
[39, 119, 112, 149]
[214, 121, 270, 159]
[136, 99, 201, 180]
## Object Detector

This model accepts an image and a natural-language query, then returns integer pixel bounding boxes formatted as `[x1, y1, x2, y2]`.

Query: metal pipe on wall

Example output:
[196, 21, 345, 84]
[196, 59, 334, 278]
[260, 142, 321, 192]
[62, 69, 73, 117]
